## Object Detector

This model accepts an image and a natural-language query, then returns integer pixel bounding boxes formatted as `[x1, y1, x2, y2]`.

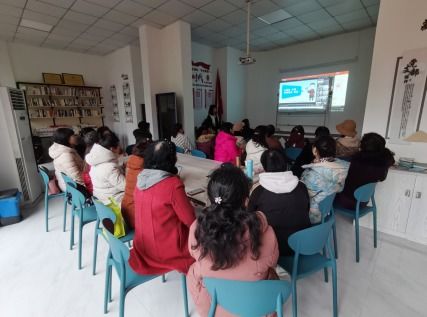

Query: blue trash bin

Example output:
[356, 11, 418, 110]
[0, 188, 22, 226]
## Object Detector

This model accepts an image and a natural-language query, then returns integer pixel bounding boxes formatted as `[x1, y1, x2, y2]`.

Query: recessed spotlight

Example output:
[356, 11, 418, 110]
[20, 19, 53, 32]
[258, 9, 292, 25]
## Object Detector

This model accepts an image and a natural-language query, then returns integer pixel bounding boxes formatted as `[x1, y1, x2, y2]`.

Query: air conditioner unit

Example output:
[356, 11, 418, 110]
[0, 87, 42, 204]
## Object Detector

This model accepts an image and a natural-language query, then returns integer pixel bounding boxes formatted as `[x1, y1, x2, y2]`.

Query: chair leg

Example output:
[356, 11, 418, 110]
[162, 274, 166, 283]
[181, 274, 189, 317]
[104, 261, 110, 314]
[69, 213, 75, 250]
[45, 194, 49, 232]
[277, 296, 284, 317]
[119, 281, 125, 317]
[93, 220, 100, 275]
[373, 209, 378, 248]
[291, 280, 297, 317]
[323, 247, 329, 283]
[333, 222, 338, 259]
[63, 196, 68, 232]
[332, 263, 338, 317]
[355, 217, 360, 263]
[78, 220, 83, 270]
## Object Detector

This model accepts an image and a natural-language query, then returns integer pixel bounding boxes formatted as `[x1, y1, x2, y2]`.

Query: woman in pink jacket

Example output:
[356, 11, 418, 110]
[187, 165, 279, 317]
[214, 122, 240, 164]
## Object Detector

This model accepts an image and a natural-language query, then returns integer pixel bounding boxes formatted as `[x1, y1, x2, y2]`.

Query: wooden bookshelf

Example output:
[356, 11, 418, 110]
[17, 82, 104, 136]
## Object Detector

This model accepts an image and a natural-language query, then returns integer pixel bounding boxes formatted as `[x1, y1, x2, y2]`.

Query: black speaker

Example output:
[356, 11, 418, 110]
[156, 92, 177, 140]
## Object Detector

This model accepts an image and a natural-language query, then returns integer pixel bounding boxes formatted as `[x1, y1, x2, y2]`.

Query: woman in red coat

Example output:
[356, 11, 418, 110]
[129, 140, 196, 274]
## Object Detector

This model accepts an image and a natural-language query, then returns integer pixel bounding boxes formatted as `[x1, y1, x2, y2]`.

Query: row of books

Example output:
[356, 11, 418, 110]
[29, 108, 102, 118]
[25, 85, 101, 97]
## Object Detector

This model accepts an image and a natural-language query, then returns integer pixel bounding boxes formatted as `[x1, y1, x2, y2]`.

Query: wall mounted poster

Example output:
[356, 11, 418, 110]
[387, 48, 427, 139]
[192, 61, 213, 109]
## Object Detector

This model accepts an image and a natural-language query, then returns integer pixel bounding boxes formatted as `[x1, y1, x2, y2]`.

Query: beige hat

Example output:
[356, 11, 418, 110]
[336, 119, 357, 137]
[233, 122, 244, 132]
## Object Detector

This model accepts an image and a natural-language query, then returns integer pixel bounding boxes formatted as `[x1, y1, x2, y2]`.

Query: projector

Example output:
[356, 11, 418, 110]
[239, 56, 256, 65]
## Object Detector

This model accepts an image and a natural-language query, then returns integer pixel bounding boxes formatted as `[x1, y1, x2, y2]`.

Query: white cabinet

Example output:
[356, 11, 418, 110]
[359, 169, 427, 245]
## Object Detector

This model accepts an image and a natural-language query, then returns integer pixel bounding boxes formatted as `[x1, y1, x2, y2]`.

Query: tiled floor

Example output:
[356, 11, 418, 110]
[1, 197, 427, 317]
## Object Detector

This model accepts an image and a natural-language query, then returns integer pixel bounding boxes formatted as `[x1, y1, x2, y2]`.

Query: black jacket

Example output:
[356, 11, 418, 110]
[248, 181, 311, 256]
[202, 115, 220, 132]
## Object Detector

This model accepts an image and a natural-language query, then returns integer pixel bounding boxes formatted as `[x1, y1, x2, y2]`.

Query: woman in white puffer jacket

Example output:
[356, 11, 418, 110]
[49, 128, 84, 192]
[85, 133, 125, 204]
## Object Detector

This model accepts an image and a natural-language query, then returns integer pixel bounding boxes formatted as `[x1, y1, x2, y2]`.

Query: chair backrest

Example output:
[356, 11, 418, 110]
[285, 147, 302, 161]
[93, 200, 117, 223]
[354, 183, 376, 203]
[176, 146, 185, 154]
[66, 182, 86, 209]
[38, 166, 50, 185]
[102, 224, 130, 264]
[191, 149, 207, 158]
[61, 173, 76, 193]
[203, 278, 291, 317]
[319, 192, 336, 221]
[288, 218, 334, 256]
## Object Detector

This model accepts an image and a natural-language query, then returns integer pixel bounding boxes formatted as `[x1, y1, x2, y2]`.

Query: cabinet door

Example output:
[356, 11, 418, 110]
[359, 171, 416, 234]
[406, 175, 427, 243]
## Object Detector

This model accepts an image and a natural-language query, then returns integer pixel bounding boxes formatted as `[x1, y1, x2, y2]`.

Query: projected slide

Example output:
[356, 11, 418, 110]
[331, 72, 349, 109]
[279, 80, 318, 104]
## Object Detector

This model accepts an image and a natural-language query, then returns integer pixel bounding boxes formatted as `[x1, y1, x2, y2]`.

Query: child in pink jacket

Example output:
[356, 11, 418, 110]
[214, 122, 240, 164]
[187, 165, 279, 316]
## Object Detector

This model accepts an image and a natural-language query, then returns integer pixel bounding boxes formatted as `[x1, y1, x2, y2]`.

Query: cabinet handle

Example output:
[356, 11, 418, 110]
[415, 192, 422, 199]
[405, 190, 411, 197]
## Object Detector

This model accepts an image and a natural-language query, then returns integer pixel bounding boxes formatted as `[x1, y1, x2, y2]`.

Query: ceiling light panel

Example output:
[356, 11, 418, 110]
[258, 9, 292, 24]
[20, 18, 53, 32]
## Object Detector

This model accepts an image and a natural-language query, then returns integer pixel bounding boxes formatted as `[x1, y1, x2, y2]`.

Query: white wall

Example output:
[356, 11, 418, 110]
[363, 0, 427, 161]
[246, 28, 376, 134]
[0, 41, 15, 87]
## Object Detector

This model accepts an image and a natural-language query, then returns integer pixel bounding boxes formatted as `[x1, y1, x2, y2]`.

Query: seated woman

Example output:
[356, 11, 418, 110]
[214, 122, 240, 164]
[49, 128, 85, 192]
[265, 125, 283, 151]
[171, 123, 194, 153]
[336, 119, 360, 158]
[246, 125, 268, 173]
[248, 150, 311, 256]
[286, 125, 305, 149]
[301, 136, 349, 224]
[121, 138, 150, 230]
[187, 165, 279, 317]
[129, 140, 196, 275]
[335, 133, 395, 209]
[86, 133, 125, 204]
[82, 131, 99, 195]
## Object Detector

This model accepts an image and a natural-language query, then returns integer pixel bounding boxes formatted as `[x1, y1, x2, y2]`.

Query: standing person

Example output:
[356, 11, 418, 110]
[248, 150, 311, 256]
[202, 105, 221, 132]
[301, 136, 349, 224]
[85, 133, 125, 204]
[292, 126, 330, 178]
[335, 133, 395, 209]
[121, 137, 150, 230]
[286, 125, 305, 148]
[82, 131, 99, 195]
[187, 165, 279, 317]
[49, 128, 85, 192]
[241, 118, 254, 141]
[129, 140, 196, 275]
[171, 123, 194, 153]
[214, 122, 240, 164]
[265, 124, 283, 151]
[245, 125, 268, 173]
[336, 119, 360, 158]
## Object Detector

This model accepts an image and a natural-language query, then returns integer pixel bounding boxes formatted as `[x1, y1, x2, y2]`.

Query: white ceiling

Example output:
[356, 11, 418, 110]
[0, 0, 380, 55]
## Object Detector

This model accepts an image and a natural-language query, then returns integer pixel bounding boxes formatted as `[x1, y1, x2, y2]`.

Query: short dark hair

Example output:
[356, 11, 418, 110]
[138, 121, 150, 131]
[314, 136, 336, 158]
[208, 105, 217, 115]
[220, 122, 233, 134]
[143, 140, 178, 174]
[266, 124, 275, 137]
[291, 125, 305, 135]
[83, 131, 98, 155]
[53, 128, 74, 147]
[97, 126, 112, 139]
[252, 125, 268, 148]
[132, 137, 151, 157]
[192, 165, 262, 270]
[80, 127, 95, 137]
[133, 128, 152, 142]
[360, 132, 385, 153]
[261, 150, 287, 172]
[242, 119, 250, 128]
[99, 132, 120, 150]
[172, 123, 183, 138]
[315, 126, 330, 138]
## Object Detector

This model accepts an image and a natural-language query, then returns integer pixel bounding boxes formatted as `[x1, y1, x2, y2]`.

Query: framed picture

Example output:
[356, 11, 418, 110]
[62, 73, 85, 86]
[42, 73, 63, 85]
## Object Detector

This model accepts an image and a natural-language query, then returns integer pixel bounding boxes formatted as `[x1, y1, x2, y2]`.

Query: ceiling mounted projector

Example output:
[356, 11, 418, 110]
[239, 0, 256, 65]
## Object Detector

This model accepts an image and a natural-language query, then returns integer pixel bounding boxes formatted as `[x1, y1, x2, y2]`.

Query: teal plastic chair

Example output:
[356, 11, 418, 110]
[38, 167, 65, 232]
[101, 223, 189, 317]
[285, 147, 302, 161]
[334, 183, 377, 262]
[204, 278, 292, 317]
[176, 146, 185, 154]
[191, 149, 207, 158]
[279, 218, 337, 317]
[61, 173, 76, 232]
[319, 193, 338, 259]
[92, 200, 135, 275]
[66, 182, 97, 270]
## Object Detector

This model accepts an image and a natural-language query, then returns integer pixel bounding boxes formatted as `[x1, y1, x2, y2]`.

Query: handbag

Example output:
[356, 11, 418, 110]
[106, 197, 126, 238]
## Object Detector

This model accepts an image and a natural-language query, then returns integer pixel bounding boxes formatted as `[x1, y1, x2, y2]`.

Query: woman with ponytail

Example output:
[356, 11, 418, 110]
[187, 164, 279, 316]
